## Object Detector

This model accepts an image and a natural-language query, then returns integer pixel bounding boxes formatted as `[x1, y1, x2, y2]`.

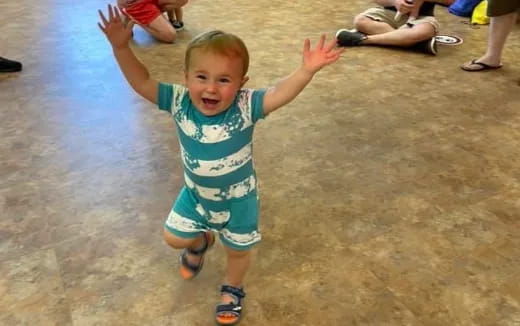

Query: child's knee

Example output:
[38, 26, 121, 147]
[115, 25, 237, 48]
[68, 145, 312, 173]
[163, 228, 192, 248]
[411, 25, 436, 43]
[354, 14, 372, 29]
[159, 30, 177, 43]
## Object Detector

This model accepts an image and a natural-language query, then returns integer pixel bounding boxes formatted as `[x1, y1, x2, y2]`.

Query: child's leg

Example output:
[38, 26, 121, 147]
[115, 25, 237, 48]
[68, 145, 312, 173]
[174, 7, 183, 22]
[142, 14, 177, 42]
[164, 228, 215, 279]
[121, 1, 177, 42]
[362, 22, 435, 47]
[166, 9, 174, 21]
[215, 246, 251, 324]
[164, 187, 215, 278]
[158, 0, 188, 13]
[164, 228, 205, 251]
[354, 14, 395, 35]
[223, 247, 251, 290]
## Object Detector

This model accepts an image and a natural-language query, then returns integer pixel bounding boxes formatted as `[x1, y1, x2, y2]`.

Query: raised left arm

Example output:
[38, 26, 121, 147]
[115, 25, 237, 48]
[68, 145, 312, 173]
[262, 35, 343, 115]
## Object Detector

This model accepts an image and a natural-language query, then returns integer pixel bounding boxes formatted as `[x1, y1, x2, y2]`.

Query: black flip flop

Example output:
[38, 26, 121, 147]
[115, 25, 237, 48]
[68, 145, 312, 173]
[461, 59, 502, 72]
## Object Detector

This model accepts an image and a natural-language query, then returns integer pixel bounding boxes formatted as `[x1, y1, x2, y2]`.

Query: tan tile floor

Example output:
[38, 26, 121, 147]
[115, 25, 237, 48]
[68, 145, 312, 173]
[1, 0, 519, 325]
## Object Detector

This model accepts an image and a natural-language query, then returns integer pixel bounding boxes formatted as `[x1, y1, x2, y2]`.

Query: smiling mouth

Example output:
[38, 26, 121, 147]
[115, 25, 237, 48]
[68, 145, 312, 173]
[202, 98, 220, 109]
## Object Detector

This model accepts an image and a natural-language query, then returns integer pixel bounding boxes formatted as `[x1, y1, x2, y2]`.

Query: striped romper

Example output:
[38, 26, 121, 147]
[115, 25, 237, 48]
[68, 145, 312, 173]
[158, 83, 266, 250]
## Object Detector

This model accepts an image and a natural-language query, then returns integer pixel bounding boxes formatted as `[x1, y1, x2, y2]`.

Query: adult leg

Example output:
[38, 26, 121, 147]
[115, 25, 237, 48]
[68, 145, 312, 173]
[462, 11, 517, 69]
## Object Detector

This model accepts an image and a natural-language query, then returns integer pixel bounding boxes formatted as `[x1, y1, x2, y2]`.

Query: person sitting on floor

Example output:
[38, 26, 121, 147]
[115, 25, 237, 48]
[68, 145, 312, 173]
[116, 0, 188, 43]
[336, 0, 455, 55]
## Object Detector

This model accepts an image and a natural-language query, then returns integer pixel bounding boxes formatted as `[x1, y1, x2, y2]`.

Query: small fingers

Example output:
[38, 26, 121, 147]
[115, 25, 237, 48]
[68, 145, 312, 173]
[108, 4, 114, 21]
[97, 22, 107, 34]
[98, 9, 109, 26]
[317, 34, 326, 50]
[114, 5, 121, 19]
[324, 37, 337, 52]
[303, 38, 310, 54]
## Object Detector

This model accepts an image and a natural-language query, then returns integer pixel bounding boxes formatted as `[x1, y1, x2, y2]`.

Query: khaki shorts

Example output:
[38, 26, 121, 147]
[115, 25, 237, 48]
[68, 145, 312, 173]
[361, 7, 440, 33]
[488, 0, 520, 17]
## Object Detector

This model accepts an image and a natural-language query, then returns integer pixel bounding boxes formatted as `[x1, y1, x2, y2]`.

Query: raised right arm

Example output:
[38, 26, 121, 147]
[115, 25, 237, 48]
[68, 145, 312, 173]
[98, 4, 158, 104]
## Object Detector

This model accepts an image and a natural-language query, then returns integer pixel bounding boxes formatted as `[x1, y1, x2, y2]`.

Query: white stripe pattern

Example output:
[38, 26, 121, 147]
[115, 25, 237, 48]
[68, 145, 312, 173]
[171, 88, 257, 144]
[194, 204, 231, 224]
[166, 211, 203, 233]
[181, 143, 252, 177]
[221, 229, 261, 247]
[184, 173, 256, 201]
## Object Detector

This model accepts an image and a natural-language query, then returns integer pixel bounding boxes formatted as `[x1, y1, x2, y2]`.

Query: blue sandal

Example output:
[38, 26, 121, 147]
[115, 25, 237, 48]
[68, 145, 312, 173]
[215, 285, 245, 325]
[179, 231, 215, 280]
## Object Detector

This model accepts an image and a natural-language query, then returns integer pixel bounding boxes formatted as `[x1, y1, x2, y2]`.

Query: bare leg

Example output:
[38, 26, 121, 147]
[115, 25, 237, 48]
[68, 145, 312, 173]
[224, 247, 251, 288]
[163, 228, 205, 266]
[166, 9, 174, 21]
[466, 11, 517, 67]
[354, 15, 394, 35]
[174, 7, 183, 22]
[141, 14, 176, 42]
[362, 23, 435, 47]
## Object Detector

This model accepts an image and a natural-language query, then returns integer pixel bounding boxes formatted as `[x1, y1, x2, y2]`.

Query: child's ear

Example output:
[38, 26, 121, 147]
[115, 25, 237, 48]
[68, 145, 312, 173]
[241, 76, 249, 87]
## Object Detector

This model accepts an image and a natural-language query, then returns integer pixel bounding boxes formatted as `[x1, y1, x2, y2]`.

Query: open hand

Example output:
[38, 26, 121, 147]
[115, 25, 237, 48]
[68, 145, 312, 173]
[98, 4, 134, 49]
[302, 35, 344, 74]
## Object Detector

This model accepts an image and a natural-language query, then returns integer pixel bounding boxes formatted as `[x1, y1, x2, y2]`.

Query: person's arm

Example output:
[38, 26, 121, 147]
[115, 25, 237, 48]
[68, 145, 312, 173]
[375, 0, 416, 14]
[425, 0, 454, 5]
[98, 4, 158, 104]
[262, 35, 343, 115]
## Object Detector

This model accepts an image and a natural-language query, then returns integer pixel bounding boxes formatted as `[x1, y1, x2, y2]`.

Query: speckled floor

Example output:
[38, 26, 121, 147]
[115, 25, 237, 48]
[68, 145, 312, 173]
[1, 0, 520, 325]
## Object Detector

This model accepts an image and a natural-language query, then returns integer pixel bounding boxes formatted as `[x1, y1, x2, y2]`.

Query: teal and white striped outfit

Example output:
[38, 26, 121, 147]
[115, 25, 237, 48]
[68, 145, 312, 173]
[158, 83, 266, 250]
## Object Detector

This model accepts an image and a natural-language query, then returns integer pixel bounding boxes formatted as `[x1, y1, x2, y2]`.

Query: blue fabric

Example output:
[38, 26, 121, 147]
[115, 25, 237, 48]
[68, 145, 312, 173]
[449, 0, 482, 17]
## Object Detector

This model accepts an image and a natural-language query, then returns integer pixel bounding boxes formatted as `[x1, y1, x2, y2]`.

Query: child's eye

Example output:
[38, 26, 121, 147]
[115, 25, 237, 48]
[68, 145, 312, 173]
[196, 75, 206, 80]
[219, 78, 230, 83]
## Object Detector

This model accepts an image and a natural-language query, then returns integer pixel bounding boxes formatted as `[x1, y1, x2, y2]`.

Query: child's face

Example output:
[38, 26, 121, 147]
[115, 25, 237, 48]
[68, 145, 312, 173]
[185, 49, 248, 116]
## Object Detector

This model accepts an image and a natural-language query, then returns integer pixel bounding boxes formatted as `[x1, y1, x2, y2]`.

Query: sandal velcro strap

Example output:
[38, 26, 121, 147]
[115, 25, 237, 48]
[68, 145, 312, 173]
[216, 303, 242, 315]
[220, 285, 246, 300]
[179, 232, 215, 280]
[216, 285, 245, 325]
[187, 232, 214, 256]
[180, 251, 204, 273]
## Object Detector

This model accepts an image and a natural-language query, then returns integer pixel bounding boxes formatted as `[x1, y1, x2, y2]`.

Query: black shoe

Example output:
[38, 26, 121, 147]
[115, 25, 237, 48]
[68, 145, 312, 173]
[170, 20, 184, 31]
[415, 37, 437, 55]
[335, 29, 367, 47]
[0, 56, 22, 73]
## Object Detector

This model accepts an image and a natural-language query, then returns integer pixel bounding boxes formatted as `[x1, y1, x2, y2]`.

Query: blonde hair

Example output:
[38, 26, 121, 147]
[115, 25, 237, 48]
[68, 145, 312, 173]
[185, 30, 250, 76]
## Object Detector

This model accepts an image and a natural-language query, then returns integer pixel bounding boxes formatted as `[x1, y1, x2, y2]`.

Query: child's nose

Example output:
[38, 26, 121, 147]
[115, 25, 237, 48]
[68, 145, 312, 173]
[206, 82, 217, 92]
